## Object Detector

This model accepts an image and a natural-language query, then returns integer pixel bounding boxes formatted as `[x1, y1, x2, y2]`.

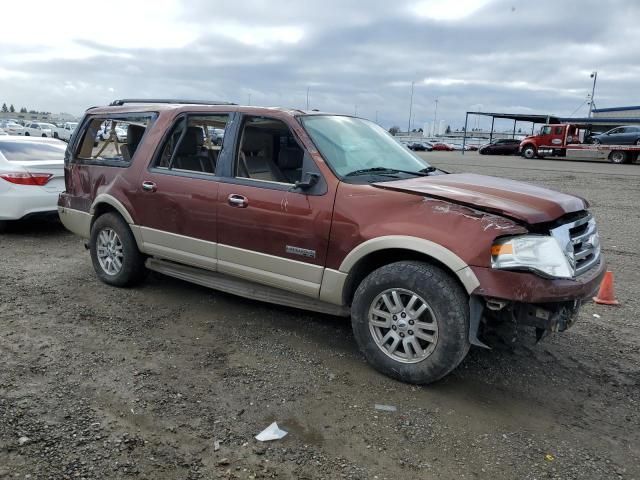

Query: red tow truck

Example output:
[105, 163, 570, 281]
[519, 123, 640, 164]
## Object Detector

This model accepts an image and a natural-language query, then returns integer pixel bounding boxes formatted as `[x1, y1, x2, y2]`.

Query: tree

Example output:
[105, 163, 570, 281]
[445, 125, 451, 134]
[1, 103, 7, 113]
[389, 126, 400, 135]
[9, 104, 15, 113]
[20, 107, 27, 113]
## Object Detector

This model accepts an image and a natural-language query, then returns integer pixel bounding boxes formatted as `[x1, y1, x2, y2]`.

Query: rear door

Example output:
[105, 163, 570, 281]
[215, 114, 334, 298]
[134, 113, 234, 271]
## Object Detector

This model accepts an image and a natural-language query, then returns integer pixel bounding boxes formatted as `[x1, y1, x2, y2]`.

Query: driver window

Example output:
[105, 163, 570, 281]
[235, 116, 304, 184]
[541, 126, 552, 135]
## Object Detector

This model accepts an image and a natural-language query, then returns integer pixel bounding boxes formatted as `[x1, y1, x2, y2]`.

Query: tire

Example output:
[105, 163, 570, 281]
[608, 151, 627, 164]
[592, 139, 601, 145]
[351, 261, 470, 384]
[635, 139, 640, 146]
[24, 132, 30, 136]
[41, 134, 47, 137]
[89, 212, 146, 287]
[522, 144, 537, 159]
[53, 132, 59, 139]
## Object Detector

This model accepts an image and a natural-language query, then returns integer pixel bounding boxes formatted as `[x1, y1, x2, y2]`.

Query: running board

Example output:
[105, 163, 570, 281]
[145, 258, 350, 317]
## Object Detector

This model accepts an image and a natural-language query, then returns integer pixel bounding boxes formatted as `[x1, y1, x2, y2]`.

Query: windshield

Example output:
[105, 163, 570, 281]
[300, 115, 432, 178]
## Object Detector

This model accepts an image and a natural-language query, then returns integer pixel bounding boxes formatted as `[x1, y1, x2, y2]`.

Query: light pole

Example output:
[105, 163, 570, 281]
[588, 71, 597, 118]
[306, 87, 310, 110]
[407, 81, 415, 135]
[433, 98, 439, 135]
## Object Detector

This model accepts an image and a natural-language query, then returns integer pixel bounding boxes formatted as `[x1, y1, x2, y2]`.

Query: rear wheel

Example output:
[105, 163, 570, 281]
[89, 212, 146, 287]
[24, 132, 30, 136]
[592, 138, 601, 145]
[608, 151, 627, 164]
[351, 261, 470, 384]
[522, 144, 537, 159]
[635, 139, 640, 146]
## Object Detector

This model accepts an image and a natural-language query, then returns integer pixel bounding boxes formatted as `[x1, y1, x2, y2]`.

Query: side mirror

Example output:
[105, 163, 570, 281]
[292, 173, 319, 191]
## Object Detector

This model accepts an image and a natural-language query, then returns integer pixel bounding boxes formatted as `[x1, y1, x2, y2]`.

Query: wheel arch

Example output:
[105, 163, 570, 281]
[90, 194, 135, 225]
[337, 236, 480, 306]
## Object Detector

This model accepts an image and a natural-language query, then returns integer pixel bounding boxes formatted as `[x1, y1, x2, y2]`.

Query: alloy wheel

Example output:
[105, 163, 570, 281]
[96, 228, 124, 275]
[368, 288, 439, 363]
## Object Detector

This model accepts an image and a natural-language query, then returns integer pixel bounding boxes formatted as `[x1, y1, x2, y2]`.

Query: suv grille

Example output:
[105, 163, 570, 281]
[550, 214, 600, 277]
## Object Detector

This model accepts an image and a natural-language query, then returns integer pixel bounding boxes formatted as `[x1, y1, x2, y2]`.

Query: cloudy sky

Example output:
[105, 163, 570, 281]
[1, 0, 639, 130]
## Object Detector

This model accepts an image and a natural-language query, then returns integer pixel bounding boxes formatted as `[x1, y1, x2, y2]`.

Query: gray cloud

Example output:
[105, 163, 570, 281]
[2, 0, 639, 129]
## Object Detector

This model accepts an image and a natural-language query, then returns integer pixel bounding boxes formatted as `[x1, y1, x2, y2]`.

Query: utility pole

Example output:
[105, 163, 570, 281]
[588, 71, 598, 118]
[247, 93, 251, 106]
[407, 81, 414, 135]
[306, 87, 310, 110]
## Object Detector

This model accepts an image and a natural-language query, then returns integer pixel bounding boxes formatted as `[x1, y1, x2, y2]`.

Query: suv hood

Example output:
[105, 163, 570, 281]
[373, 173, 587, 224]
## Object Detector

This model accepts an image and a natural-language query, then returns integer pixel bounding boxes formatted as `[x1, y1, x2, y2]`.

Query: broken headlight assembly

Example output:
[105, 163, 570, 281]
[491, 235, 573, 279]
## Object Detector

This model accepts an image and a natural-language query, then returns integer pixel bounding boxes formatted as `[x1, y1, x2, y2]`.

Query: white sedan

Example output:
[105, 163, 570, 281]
[0, 121, 26, 136]
[23, 122, 57, 138]
[0, 137, 66, 232]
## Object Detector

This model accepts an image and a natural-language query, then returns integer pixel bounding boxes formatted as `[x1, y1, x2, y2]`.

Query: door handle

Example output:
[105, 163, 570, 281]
[228, 194, 248, 208]
[141, 181, 157, 192]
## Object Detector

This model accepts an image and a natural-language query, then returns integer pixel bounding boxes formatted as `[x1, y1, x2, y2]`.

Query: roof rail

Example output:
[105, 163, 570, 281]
[109, 99, 237, 106]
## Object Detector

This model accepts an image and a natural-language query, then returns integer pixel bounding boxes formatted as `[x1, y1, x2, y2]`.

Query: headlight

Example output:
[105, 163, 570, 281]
[491, 235, 573, 279]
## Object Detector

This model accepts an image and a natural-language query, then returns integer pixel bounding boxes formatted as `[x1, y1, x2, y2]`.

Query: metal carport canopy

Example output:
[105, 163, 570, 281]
[461, 111, 561, 153]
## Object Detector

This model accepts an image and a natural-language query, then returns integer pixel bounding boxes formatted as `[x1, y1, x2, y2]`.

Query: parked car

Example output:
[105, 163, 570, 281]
[55, 122, 79, 141]
[0, 137, 66, 231]
[0, 120, 26, 136]
[96, 123, 128, 142]
[208, 127, 225, 146]
[589, 126, 640, 145]
[478, 138, 522, 155]
[407, 141, 429, 151]
[0, 128, 8, 136]
[431, 142, 455, 151]
[59, 100, 605, 385]
[23, 122, 55, 137]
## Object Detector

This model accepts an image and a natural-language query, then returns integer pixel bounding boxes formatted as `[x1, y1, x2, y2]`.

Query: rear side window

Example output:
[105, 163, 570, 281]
[74, 114, 155, 166]
[553, 127, 563, 135]
[153, 114, 231, 174]
[0, 141, 66, 162]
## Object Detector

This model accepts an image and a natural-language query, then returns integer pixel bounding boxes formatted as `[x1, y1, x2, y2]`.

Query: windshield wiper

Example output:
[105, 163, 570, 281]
[345, 166, 436, 177]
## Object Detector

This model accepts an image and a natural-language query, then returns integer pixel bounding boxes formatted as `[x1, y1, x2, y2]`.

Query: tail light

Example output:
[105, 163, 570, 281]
[0, 172, 53, 186]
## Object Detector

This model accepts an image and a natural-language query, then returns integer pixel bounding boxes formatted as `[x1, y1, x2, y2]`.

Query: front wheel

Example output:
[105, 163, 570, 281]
[24, 132, 30, 136]
[351, 261, 470, 384]
[521, 145, 537, 159]
[89, 212, 146, 287]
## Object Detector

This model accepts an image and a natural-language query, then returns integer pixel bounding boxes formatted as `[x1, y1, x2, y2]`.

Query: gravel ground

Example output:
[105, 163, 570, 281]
[0, 152, 638, 479]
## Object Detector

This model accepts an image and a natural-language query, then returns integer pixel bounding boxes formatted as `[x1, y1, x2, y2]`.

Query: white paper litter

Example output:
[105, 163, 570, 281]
[255, 422, 288, 442]
[374, 404, 397, 412]
[593, 314, 601, 319]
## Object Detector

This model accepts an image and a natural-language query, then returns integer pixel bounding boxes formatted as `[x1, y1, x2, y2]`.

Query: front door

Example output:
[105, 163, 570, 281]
[134, 113, 233, 271]
[216, 114, 335, 298]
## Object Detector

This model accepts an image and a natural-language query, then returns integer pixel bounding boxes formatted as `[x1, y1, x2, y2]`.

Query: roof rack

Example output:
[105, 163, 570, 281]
[109, 99, 237, 106]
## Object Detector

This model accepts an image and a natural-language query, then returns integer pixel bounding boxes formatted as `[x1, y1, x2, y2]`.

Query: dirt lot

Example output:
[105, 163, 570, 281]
[1, 152, 638, 479]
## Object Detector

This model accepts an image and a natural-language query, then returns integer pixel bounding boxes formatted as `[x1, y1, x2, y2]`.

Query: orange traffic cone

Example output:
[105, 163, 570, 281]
[593, 271, 619, 305]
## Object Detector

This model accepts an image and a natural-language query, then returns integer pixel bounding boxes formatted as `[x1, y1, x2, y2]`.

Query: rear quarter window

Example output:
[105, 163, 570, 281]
[73, 113, 156, 167]
[0, 141, 66, 162]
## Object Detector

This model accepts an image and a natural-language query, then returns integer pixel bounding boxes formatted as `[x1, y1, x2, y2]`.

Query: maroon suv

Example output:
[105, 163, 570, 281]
[58, 99, 605, 384]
